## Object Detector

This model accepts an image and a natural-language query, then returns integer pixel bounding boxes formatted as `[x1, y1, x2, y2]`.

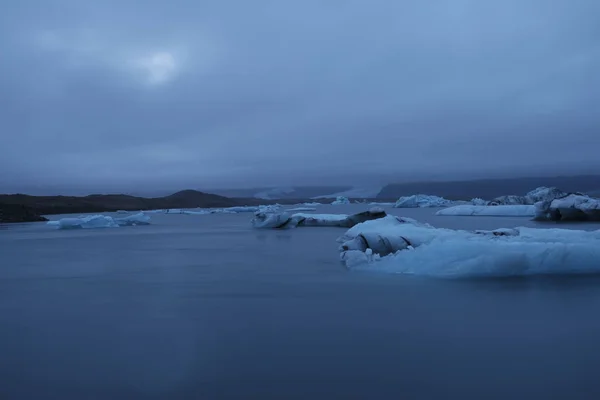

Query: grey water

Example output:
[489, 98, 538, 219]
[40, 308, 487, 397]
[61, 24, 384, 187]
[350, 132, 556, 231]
[2, 205, 600, 399]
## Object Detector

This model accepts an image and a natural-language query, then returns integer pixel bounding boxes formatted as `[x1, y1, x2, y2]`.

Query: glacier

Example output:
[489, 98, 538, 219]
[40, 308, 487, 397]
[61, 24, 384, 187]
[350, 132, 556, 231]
[436, 205, 536, 217]
[313, 186, 383, 200]
[337, 216, 600, 278]
[47, 212, 151, 229]
[252, 208, 387, 229]
[394, 194, 452, 208]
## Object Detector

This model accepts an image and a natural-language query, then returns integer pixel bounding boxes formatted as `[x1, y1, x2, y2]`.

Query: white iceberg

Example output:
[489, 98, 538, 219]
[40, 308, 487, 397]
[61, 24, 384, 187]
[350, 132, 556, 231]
[338, 216, 600, 278]
[331, 196, 350, 205]
[534, 194, 600, 221]
[394, 194, 452, 208]
[47, 212, 151, 229]
[252, 208, 387, 229]
[436, 205, 536, 217]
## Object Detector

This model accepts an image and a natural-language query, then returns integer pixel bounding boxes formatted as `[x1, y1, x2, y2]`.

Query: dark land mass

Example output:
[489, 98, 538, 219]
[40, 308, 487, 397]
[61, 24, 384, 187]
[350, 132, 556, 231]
[378, 175, 600, 200]
[0, 203, 49, 223]
[0, 190, 311, 223]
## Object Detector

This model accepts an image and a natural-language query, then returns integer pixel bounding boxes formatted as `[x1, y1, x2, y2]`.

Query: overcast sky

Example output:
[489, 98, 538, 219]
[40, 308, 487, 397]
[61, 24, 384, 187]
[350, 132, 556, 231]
[1, 0, 599, 194]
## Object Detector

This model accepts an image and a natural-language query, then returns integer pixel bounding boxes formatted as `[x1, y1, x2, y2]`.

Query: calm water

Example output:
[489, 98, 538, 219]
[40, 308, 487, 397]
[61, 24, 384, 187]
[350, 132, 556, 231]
[2, 205, 600, 399]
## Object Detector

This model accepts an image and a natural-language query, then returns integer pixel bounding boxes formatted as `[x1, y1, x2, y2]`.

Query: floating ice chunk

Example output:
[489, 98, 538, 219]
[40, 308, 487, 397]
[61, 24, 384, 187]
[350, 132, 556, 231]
[287, 207, 318, 212]
[302, 202, 321, 207]
[114, 212, 151, 226]
[490, 195, 528, 206]
[394, 194, 451, 208]
[436, 205, 536, 217]
[47, 212, 150, 229]
[252, 208, 387, 229]
[116, 210, 130, 214]
[338, 217, 600, 278]
[331, 196, 350, 205]
[534, 194, 600, 221]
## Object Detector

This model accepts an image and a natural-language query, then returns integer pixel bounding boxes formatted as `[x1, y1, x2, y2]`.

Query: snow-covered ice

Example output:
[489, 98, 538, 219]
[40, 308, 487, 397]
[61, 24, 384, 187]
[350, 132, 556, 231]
[394, 194, 451, 208]
[338, 216, 600, 278]
[534, 194, 600, 221]
[331, 196, 350, 205]
[436, 205, 536, 217]
[47, 212, 151, 229]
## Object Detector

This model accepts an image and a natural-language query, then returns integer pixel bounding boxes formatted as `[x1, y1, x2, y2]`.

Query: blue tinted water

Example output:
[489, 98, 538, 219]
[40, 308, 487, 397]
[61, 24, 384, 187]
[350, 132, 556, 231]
[1, 205, 600, 399]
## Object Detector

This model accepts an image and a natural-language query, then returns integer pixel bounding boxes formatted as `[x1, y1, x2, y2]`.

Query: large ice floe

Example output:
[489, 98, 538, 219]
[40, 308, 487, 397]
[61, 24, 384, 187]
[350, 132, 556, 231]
[252, 208, 387, 229]
[337, 216, 600, 278]
[534, 194, 600, 221]
[436, 205, 536, 217]
[394, 194, 452, 208]
[47, 212, 151, 229]
[331, 196, 350, 205]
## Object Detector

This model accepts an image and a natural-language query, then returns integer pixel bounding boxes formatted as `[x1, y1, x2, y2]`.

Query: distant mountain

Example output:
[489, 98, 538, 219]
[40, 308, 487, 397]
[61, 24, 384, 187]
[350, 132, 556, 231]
[211, 186, 352, 199]
[0, 190, 259, 219]
[378, 175, 600, 200]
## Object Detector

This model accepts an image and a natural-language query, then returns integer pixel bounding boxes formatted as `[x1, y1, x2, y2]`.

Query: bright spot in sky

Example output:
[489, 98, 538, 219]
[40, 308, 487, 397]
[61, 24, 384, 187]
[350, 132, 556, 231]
[136, 52, 178, 85]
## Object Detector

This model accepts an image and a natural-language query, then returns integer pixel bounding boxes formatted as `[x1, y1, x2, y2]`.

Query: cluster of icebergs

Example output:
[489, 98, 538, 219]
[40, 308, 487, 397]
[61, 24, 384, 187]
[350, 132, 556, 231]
[415, 187, 600, 222]
[47, 212, 151, 230]
[251, 208, 387, 229]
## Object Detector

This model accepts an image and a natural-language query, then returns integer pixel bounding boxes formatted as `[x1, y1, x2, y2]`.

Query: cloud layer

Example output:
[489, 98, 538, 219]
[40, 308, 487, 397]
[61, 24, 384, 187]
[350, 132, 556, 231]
[2, 0, 599, 193]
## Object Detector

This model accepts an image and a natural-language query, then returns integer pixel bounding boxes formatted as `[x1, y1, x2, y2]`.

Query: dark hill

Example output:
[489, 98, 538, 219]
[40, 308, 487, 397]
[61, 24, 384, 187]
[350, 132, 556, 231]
[0, 203, 48, 223]
[0, 190, 262, 220]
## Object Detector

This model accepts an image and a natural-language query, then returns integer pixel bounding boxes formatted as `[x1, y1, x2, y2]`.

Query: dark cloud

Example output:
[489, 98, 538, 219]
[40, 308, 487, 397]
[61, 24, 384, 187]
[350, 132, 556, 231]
[1, 0, 599, 194]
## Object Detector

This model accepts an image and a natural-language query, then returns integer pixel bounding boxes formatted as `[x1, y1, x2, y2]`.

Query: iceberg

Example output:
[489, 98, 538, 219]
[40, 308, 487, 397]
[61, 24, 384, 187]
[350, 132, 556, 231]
[534, 194, 600, 221]
[252, 208, 387, 229]
[163, 204, 280, 215]
[470, 198, 489, 206]
[525, 186, 566, 204]
[47, 212, 151, 229]
[490, 195, 528, 206]
[394, 194, 452, 208]
[331, 196, 350, 205]
[436, 205, 536, 217]
[488, 187, 567, 206]
[338, 216, 600, 278]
